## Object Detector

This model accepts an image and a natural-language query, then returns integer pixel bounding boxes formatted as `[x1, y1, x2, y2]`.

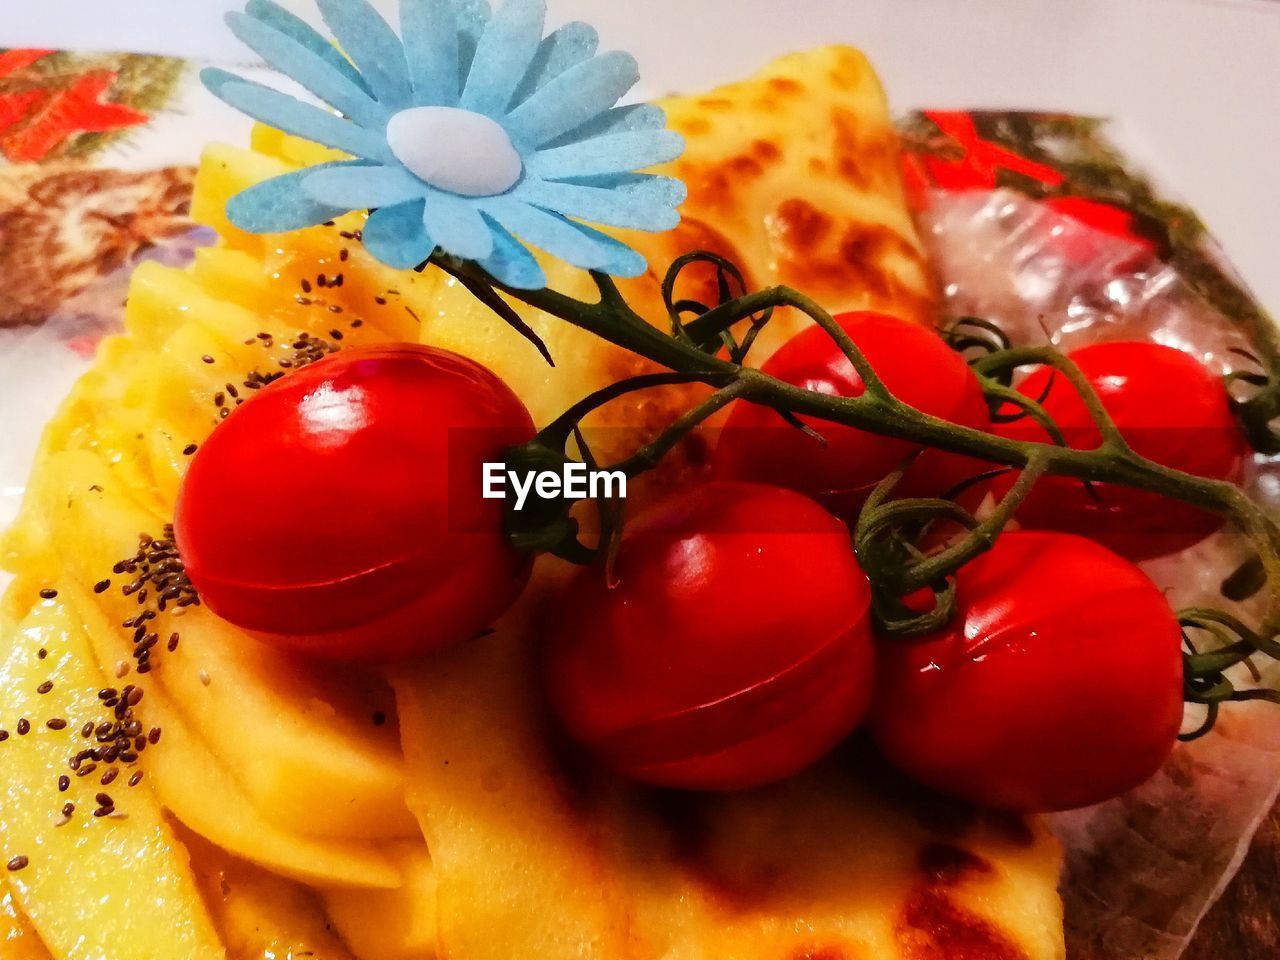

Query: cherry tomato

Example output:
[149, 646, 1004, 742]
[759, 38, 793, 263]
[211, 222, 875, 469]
[994, 340, 1247, 561]
[542, 481, 874, 791]
[871, 531, 1184, 812]
[714, 312, 989, 517]
[175, 343, 535, 660]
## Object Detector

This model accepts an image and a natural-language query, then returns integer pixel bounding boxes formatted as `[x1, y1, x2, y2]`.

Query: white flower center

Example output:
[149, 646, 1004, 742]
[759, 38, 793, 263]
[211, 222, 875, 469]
[386, 106, 522, 198]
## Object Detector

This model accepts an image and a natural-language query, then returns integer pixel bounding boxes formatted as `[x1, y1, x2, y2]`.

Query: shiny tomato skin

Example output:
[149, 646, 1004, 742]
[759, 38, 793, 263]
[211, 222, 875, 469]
[871, 531, 1185, 812]
[714, 312, 989, 517]
[175, 343, 534, 660]
[995, 340, 1247, 561]
[542, 481, 875, 791]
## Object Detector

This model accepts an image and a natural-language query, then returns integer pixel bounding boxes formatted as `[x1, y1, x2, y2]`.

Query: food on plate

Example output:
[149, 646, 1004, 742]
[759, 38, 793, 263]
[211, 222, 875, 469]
[175, 342, 534, 658]
[714, 310, 988, 515]
[871, 531, 1185, 811]
[992, 340, 1248, 560]
[543, 481, 874, 789]
[0, 1, 1275, 959]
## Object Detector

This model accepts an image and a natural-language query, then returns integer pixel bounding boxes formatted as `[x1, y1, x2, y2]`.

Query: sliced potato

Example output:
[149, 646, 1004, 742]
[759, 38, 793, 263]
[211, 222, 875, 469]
[322, 840, 438, 960]
[0, 598, 224, 960]
[178, 825, 357, 960]
[61, 579, 404, 890]
[39, 450, 418, 845]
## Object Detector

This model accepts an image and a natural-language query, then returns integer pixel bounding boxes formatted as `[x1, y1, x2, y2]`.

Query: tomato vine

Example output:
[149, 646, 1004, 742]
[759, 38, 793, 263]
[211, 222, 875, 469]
[429, 250, 1280, 735]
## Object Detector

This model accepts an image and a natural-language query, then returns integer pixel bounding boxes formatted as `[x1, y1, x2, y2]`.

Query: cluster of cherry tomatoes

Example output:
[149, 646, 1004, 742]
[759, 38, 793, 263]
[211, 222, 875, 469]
[174, 312, 1248, 813]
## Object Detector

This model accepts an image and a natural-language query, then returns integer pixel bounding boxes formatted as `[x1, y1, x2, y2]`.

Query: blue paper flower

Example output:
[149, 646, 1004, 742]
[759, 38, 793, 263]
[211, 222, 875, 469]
[202, 0, 686, 289]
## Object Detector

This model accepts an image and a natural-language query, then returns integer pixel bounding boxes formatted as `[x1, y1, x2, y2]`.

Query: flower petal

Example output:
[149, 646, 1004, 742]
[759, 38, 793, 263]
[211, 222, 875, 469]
[227, 11, 386, 128]
[504, 50, 639, 149]
[476, 219, 546, 289]
[363, 200, 437, 269]
[479, 196, 611, 270]
[545, 102, 664, 148]
[243, 0, 371, 96]
[401, 0, 460, 105]
[450, 0, 492, 90]
[301, 164, 430, 209]
[226, 161, 361, 233]
[202, 69, 395, 162]
[554, 219, 648, 277]
[512, 175, 685, 231]
[509, 21, 598, 108]
[423, 191, 495, 260]
[527, 129, 684, 180]
[461, 0, 546, 116]
[316, 0, 413, 108]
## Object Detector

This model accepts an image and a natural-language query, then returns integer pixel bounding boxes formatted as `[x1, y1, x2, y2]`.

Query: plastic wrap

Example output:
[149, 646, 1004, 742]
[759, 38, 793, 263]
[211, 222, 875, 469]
[916, 180, 1280, 959]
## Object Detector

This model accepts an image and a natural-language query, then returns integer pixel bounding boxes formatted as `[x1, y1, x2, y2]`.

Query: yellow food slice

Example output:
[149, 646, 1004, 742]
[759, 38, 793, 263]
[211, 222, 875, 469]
[60, 577, 403, 890]
[178, 825, 357, 960]
[1, 882, 52, 960]
[0, 596, 224, 960]
[322, 840, 439, 960]
[393, 585, 632, 960]
[35, 449, 416, 848]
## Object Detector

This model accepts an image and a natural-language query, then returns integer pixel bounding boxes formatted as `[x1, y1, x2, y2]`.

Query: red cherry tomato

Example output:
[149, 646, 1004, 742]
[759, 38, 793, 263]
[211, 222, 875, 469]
[714, 312, 989, 517]
[871, 531, 1184, 812]
[994, 340, 1247, 561]
[542, 481, 874, 791]
[175, 343, 535, 660]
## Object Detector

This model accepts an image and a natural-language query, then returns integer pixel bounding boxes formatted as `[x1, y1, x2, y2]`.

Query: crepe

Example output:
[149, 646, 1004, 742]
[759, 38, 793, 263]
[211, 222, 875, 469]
[0, 47, 1064, 960]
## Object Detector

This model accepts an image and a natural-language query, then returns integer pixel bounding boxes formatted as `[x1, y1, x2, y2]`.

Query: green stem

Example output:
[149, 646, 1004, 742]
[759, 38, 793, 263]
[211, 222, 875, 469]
[434, 253, 1280, 648]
